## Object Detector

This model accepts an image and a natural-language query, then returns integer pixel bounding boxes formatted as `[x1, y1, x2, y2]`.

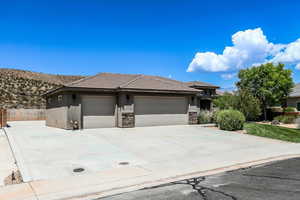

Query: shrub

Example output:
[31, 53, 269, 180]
[211, 110, 219, 123]
[284, 106, 297, 112]
[274, 115, 297, 124]
[198, 110, 213, 124]
[216, 109, 245, 131]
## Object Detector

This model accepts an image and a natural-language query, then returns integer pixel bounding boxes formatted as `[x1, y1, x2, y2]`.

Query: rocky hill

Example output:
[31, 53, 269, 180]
[0, 68, 85, 109]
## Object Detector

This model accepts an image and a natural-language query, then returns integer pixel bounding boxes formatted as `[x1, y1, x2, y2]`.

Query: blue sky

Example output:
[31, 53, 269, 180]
[1, 0, 300, 90]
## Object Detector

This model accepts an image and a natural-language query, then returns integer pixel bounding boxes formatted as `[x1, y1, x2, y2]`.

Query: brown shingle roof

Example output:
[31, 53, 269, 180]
[185, 81, 220, 89]
[64, 73, 199, 93]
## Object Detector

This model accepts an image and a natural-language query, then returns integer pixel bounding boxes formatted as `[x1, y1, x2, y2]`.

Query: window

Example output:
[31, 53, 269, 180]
[297, 102, 300, 111]
[58, 95, 63, 102]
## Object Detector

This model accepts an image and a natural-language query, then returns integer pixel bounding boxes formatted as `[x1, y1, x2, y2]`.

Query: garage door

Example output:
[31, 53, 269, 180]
[134, 96, 188, 127]
[82, 95, 116, 129]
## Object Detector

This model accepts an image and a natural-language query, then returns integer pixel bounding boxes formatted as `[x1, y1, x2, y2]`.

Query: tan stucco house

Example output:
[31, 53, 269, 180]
[44, 73, 219, 129]
[287, 83, 300, 111]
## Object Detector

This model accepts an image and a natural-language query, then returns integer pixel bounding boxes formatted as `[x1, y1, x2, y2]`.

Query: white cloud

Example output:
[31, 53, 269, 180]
[221, 73, 236, 80]
[271, 39, 300, 70]
[187, 28, 300, 72]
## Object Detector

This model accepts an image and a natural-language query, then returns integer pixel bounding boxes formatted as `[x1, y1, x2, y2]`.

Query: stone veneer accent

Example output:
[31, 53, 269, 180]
[122, 112, 135, 128]
[188, 112, 198, 125]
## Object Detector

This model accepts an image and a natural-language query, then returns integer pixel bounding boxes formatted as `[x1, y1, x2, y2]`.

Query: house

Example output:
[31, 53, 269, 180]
[44, 73, 219, 129]
[185, 81, 219, 110]
[287, 83, 300, 111]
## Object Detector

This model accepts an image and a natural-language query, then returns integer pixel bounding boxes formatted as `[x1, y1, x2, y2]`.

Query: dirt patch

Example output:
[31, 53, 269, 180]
[4, 170, 23, 185]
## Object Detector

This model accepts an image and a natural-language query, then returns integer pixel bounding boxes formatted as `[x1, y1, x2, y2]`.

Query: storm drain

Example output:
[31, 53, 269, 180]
[73, 168, 85, 173]
[119, 162, 129, 166]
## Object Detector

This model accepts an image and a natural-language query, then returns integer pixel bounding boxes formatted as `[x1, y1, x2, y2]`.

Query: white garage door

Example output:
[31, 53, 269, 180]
[134, 96, 188, 127]
[82, 95, 116, 129]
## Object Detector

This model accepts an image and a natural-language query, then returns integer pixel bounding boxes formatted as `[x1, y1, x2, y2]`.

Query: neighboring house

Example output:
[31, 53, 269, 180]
[44, 73, 219, 129]
[287, 83, 300, 111]
[185, 81, 220, 110]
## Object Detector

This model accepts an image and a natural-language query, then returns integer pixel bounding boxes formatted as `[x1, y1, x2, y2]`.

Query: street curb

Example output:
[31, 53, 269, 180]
[67, 154, 300, 200]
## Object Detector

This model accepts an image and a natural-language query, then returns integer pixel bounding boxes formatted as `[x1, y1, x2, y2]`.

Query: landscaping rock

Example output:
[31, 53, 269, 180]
[4, 170, 23, 185]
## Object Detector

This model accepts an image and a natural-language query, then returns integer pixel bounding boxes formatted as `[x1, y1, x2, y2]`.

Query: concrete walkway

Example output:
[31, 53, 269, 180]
[2, 121, 300, 200]
[0, 129, 17, 187]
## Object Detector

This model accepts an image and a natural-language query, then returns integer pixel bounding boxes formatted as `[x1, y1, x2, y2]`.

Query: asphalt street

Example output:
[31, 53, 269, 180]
[98, 157, 300, 200]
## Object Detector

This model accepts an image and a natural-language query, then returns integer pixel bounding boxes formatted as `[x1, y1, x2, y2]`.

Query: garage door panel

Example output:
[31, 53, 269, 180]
[83, 116, 115, 129]
[82, 95, 116, 129]
[135, 114, 187, 126]
[135, 97, 187, 115]
[135, 96, 188, 127]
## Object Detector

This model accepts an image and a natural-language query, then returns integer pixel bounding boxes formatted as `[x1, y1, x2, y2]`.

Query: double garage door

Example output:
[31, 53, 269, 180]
[134, 96, 188, 127]
[82, 95, 116, 129]
[81, 95, 188, 128]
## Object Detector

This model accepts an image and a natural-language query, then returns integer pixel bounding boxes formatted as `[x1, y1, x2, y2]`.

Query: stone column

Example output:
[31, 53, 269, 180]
[188, 95, 199, 125]
[117, 93, 135, 128]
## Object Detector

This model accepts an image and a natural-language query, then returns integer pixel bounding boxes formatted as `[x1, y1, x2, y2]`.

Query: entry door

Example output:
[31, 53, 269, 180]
[82, 95, 116, 129]
[134, 96, 188, 127]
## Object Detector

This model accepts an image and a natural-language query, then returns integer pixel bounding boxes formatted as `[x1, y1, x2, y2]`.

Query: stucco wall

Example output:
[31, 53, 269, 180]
[45, 93, 69, 129]
[66, 94, 81, 129]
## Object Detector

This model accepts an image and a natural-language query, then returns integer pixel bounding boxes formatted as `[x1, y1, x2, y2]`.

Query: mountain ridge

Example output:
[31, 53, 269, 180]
[0, 68, 86, 109]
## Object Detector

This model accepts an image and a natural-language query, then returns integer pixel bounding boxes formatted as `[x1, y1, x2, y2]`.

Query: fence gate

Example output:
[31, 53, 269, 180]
[0, 109, 7, 128]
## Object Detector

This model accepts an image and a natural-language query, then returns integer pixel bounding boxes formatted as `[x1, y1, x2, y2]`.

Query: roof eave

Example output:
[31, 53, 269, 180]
[190, 85, 220, 89]
[42, 87, 116, 96]
[117, 88, 199, 94]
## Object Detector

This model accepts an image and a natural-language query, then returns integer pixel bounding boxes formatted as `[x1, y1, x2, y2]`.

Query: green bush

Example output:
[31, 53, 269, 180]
[198, 110, 213, 124]
[284, 107, 296, 112]
[274, 115, 297, 124]
[216, 109, 245, 131]
[211, 110, 219, 123]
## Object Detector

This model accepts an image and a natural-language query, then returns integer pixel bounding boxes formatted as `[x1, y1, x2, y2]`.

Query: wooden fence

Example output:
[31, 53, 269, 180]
[7, 109, 45, 121]
[0, 109, 7, 128]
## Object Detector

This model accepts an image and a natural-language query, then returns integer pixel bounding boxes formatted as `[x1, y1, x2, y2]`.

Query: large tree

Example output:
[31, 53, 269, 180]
[213, 90, 261, 121]
[236, 63, 294, 120]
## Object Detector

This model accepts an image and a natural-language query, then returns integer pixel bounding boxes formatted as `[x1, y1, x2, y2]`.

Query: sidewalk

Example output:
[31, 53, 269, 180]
[1, 154, 300, 200]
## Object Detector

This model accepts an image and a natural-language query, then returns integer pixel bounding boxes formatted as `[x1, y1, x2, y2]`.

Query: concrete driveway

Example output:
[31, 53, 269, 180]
[0, 129, 17, 186]
[5, 121, 300, 183]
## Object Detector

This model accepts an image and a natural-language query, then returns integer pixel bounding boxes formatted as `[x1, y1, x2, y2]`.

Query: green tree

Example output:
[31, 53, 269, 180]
[235, 90, 261, 121]
[213, 90, 261, 121]
[236, 63, 294, 120]
[213, 92, 237, 110]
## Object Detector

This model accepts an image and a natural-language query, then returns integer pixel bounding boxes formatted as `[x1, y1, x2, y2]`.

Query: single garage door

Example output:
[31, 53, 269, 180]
[134, 96, 188, 127]
[82, 95, 116, 129]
